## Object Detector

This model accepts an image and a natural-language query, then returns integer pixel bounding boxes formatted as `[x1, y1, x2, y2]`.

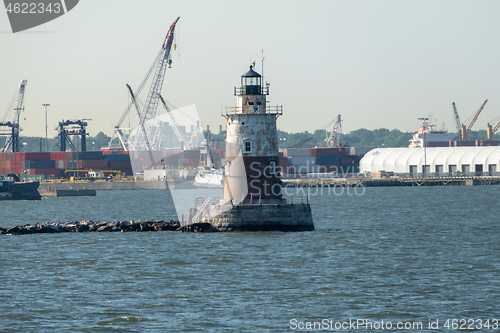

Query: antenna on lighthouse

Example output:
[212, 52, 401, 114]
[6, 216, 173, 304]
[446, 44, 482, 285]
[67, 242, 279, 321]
[261, 49, 265, 90]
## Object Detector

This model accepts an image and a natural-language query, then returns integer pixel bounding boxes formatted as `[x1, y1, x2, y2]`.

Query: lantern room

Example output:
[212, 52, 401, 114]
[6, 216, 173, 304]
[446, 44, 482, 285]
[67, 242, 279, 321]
[240, 65, 262, 95]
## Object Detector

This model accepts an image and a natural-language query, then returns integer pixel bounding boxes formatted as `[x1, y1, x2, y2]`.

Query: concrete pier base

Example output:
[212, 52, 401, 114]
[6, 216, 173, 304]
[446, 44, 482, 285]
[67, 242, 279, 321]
[189, 200, 314, 232]
[39, 189, 96, 197]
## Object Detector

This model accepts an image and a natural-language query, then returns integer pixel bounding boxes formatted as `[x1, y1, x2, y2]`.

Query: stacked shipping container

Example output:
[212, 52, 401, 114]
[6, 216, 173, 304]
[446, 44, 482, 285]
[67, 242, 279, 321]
[280, 147, 360, 175]
[0, 150, 134, 179]
[1, 146, 361, 179]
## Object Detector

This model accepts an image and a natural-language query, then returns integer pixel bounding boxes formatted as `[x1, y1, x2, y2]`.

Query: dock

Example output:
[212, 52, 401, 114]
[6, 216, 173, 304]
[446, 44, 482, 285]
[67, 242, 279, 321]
[282, 176, 500, 187]
[38, 179, 169, 191]
[38, 189, 96, 197]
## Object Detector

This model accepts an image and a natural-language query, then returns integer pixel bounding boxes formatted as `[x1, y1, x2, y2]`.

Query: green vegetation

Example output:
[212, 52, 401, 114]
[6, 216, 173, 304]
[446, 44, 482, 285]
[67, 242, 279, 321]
[277, 128, 414, 148]
[276, 128, 500, 148]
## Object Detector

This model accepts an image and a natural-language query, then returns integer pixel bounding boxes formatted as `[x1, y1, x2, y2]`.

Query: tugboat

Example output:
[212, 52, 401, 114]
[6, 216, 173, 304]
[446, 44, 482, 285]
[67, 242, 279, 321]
[0, 174, 41, 200]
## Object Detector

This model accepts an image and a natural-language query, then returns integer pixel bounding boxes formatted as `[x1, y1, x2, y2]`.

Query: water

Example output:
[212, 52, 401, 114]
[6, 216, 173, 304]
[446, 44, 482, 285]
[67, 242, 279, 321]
[1, 186, 499, 332]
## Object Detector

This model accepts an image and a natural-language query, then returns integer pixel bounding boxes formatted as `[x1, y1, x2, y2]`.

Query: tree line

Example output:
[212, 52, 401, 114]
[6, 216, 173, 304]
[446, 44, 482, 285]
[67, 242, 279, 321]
[276, 128, 499, 148]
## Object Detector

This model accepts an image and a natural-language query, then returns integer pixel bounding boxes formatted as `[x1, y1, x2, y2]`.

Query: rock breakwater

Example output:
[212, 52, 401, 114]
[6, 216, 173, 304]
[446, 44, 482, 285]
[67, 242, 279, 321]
[0, 220, 180, 235]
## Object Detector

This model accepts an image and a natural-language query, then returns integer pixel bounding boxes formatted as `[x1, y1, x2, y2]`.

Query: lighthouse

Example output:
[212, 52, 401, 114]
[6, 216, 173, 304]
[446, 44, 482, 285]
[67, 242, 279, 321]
[223, 65, 282, 204]
[187, 65, 314, 231]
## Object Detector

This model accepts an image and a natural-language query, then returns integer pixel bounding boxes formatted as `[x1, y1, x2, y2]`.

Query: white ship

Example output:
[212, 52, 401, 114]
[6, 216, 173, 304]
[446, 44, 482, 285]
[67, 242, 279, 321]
[409, 124, 456, 148]
[193, 143, 224, 188]
[194, 166, 224, 188]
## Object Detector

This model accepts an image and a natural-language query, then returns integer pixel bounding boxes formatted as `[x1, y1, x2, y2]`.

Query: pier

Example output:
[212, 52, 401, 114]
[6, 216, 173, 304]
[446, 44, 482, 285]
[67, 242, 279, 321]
[282, 176, 500, 187]
[39, 189, 96, 197]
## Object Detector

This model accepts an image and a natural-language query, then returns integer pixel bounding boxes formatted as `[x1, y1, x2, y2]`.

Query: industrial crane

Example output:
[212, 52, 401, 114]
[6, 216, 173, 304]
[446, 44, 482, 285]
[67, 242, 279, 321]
[325, 114, 343, 147]
[487, 120, 500, 140]
[451, 102, 461, 140]
[288, 115, 344, 149]
[1, 80, 27, 152]
[158, 93, 187, 149]
[461, 99, 487, 141]
[57, 119, 88, 151]
[126, 84, 154, 164]
[109, 17, 180, 151]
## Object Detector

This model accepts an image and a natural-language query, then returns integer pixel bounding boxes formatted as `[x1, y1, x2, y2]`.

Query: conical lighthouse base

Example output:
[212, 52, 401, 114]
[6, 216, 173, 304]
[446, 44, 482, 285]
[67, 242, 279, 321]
[187, 199, 314, 232]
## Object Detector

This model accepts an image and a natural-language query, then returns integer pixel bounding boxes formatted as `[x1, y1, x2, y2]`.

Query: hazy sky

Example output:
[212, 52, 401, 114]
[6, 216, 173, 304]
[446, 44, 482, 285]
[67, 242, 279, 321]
[1, 0, 500, 140]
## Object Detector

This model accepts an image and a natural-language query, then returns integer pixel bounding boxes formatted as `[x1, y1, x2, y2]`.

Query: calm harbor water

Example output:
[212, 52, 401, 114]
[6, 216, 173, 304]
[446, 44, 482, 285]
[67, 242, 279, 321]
[1, 186, 499, 332]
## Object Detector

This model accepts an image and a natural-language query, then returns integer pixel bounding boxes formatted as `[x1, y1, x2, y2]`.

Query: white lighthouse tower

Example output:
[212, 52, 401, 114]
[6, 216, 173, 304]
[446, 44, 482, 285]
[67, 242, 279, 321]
[187, 65, 314, 231]
[223, 65, 282, 204]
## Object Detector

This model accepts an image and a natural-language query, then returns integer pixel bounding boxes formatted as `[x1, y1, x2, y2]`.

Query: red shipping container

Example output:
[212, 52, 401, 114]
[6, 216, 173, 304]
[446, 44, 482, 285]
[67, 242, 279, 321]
[5, 152, 15, 161]
[83, 159, 109, 169]
[60, 152, 71, 160]
[24, 152, 51, 161]
[31, 168, 60, 176]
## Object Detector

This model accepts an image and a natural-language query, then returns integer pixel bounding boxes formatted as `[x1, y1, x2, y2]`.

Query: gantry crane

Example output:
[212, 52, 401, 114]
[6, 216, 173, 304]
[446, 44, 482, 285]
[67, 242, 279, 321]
[1, 80, 27, 152]
[109, 17, 180, 151]
[451, 102, 461, 140]
[461, 99, 487, 141]
[487, 120, 500, 140]
[57, 119, 88, 151]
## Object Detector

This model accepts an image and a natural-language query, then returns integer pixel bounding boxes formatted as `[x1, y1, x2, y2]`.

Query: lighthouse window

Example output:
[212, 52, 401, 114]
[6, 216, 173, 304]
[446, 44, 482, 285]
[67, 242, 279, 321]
[244, 77, 260, 86]
[256, 101, 262, 105]
[244, 140, 252, 153]
[247, 102, 254, 105]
